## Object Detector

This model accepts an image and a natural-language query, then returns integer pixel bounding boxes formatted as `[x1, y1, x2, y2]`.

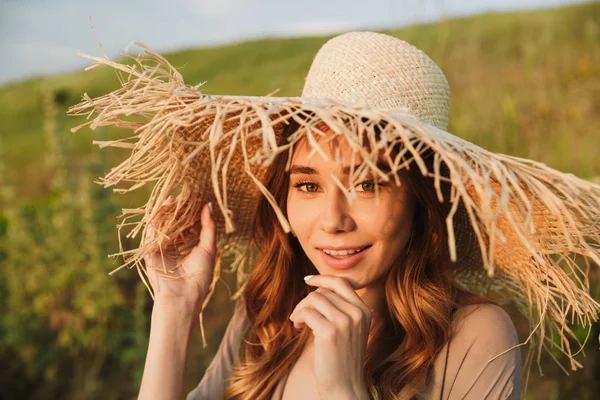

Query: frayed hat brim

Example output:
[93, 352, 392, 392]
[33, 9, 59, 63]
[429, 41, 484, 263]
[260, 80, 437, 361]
[69, 42, 600, 373]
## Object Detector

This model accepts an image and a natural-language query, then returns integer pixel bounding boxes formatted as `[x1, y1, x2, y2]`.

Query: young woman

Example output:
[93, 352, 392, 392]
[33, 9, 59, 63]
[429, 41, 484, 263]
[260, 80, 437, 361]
[139, 118, 521, 399]
[69, 30, 599, 400]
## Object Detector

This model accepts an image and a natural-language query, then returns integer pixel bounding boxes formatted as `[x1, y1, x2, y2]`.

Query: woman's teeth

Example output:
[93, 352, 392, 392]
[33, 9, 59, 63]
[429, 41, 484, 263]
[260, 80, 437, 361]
[322, 246, 368, 256]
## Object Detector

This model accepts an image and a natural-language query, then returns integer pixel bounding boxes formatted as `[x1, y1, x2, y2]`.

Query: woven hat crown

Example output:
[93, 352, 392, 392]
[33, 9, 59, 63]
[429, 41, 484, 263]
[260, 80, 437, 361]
[301, 31, 451, 130]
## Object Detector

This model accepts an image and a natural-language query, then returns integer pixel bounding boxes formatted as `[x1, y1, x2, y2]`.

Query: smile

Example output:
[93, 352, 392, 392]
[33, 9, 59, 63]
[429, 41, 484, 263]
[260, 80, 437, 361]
[321, 246, 369, 256]
[318, 245, 372, 270]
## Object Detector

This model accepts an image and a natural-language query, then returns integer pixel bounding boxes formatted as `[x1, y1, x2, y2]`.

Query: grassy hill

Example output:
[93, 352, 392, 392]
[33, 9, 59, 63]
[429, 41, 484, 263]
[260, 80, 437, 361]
[1, 1, 599, 201]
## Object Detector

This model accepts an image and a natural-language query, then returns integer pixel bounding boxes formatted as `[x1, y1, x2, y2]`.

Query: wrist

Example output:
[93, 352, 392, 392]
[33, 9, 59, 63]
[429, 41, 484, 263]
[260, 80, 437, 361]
[152, 296, 203, 330]
[153, 293, 204, 313]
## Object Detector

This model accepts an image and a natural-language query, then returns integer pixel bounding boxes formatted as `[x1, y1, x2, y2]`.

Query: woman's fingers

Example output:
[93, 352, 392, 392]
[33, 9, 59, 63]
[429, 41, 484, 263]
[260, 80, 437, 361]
[304, 275, 370, 315]
[145, 198, 215, 275]
[290, 306, 332, 336]
[291, 291, 346, 323]
[145, 250, 175, 272]
[198, 202, 215, 253]
[314, 288, 365, 324]
[290, 276, 372, 331]
[291, 288, 366, 329]
[178, 202, 216, 277]
[292, 289, 344, 317]
[314, 288, 349, 309]
[144, 195, 181, 271]
[146, 195, 176, 240]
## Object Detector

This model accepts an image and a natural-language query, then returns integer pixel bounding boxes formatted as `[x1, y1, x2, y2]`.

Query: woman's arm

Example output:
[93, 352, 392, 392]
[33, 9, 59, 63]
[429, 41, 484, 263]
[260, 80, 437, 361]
[186, 298, 249, 400]
[138, 199, 217, 400]
[138, 298, 199, 400]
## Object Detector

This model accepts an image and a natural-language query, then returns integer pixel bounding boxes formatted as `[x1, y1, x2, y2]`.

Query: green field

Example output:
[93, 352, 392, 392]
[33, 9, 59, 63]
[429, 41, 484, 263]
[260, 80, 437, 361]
[0, 2, 599, 399]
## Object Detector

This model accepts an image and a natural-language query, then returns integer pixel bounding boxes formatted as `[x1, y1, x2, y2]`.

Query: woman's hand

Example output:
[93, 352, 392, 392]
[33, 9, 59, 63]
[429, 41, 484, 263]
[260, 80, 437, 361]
[143, 196, 216, 315]
[289, 275, 371, 400]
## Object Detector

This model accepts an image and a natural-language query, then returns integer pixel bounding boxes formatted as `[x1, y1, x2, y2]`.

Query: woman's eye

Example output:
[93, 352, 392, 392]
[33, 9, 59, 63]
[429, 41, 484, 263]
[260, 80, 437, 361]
[293, 180, 380, 194]
[356, 180, 376, 192]
[303, 183, 319, 192]
[294, 181, 320, 193]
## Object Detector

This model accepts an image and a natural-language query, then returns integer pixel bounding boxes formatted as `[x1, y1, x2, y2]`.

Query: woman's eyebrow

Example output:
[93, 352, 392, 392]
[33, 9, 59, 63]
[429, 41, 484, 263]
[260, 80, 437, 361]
[290, 165, 319, 175]
[342, 161, 390, 175]
[290, 161, 390, 175]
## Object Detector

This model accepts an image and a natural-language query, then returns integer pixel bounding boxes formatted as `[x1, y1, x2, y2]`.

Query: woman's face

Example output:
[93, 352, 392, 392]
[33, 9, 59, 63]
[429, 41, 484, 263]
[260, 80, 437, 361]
[286, 131, 416, 291]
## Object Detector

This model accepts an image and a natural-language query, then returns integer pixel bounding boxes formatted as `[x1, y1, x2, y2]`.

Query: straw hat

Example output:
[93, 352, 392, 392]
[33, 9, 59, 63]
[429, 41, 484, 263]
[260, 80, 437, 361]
[69, 31, 600, 372]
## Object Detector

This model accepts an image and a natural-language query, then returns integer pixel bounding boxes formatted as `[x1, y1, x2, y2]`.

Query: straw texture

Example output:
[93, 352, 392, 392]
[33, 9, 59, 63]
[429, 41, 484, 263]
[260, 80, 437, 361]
[68, 32, 600, 374]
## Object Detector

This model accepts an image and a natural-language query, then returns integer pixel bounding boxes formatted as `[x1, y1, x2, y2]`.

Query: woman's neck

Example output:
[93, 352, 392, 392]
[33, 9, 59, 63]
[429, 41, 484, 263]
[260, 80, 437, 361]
[355, 278, 386, 324]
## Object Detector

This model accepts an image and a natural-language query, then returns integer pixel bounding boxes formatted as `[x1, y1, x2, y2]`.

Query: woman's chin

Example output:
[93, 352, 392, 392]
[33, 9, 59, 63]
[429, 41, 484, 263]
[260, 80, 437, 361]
[323, 269, 366, 290]
[310, 260, 367, 290]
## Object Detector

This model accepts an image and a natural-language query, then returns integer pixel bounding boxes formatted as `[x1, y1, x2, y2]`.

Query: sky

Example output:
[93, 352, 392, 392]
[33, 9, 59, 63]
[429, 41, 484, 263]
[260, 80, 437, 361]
[0, 0, 588, 85]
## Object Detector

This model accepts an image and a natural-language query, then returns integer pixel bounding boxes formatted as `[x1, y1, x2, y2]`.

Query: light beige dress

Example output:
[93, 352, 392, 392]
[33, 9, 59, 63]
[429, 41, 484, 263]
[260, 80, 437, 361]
[187, 301, 521, 399]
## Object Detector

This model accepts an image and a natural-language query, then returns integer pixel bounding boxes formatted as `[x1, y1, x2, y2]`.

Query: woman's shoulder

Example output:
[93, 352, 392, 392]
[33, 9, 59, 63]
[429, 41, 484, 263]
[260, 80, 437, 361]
[421, 303, 522, 399]
[450, 303, 518, 345]
[446, 302, 521, 369]
[452, 303, 515, 328]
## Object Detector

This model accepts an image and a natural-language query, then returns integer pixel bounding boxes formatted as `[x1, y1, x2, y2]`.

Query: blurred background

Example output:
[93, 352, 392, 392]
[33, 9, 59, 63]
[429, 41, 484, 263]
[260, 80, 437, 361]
[0, 0, 599, 399]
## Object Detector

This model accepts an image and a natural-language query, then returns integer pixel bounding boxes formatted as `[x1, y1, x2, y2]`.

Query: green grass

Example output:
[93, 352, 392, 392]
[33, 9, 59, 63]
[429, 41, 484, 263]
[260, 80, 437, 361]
[1, 2, 599, 198]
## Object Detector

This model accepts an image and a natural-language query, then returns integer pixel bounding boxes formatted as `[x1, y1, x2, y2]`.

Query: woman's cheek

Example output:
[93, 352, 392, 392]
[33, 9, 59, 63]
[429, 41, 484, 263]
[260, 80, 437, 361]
[287, 198, 313, 239]
[354, 204, 388, 232]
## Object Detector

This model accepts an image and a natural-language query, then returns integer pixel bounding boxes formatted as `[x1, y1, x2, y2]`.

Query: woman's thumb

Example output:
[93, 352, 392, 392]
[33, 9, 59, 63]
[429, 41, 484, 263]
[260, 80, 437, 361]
[197, 202, 216, 255]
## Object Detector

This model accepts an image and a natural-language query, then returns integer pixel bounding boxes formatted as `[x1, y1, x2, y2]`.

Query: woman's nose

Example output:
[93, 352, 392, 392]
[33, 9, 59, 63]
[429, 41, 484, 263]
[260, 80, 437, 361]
[319, 190, 356, 233]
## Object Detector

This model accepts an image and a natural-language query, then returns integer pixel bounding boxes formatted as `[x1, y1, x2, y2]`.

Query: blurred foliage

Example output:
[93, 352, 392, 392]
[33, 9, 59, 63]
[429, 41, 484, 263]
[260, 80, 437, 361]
[0, 1, 599, 399]
[0, 87, 150, 399]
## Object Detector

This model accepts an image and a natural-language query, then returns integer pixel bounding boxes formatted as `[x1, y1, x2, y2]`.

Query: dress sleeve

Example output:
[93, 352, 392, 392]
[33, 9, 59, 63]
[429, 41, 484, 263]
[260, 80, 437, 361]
[422, 303, 522, 400]
[186, 299, 250, 400]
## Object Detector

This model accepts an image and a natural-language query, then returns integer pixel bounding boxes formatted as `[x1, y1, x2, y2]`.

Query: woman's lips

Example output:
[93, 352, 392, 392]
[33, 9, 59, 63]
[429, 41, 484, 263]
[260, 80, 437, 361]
[318, 245, 372, 270]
